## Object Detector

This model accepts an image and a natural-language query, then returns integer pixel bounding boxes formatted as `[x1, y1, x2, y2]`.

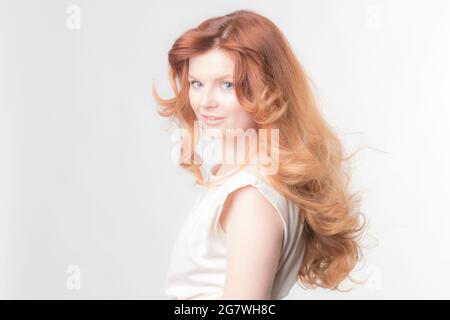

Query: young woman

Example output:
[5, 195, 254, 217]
[153, 9, 367, 300]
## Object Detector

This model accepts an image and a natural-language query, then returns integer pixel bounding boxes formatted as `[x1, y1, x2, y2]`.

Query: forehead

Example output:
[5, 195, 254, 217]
[188, 49, 235, 80]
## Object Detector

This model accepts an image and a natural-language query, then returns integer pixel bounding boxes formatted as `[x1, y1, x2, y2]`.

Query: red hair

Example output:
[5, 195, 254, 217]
[152, 9, 368, 290]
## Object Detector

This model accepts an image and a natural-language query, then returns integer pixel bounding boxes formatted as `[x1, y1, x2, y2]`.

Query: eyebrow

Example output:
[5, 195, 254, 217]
[188, 74, 233, 81]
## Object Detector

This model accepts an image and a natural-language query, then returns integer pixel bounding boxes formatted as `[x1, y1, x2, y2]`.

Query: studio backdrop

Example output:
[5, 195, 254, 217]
[1, 0, 449, 299]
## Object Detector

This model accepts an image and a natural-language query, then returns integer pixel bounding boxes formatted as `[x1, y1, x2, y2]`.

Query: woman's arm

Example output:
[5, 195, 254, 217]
[219, 185, 284, 300]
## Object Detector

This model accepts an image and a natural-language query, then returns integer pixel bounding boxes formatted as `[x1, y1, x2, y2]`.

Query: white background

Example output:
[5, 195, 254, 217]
[1, 0, 449, 299]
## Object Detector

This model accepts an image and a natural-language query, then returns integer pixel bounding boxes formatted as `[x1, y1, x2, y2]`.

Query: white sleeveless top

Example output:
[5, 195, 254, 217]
[165, 164, 306, 300]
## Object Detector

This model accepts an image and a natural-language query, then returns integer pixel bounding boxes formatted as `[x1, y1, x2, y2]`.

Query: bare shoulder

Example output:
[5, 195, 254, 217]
[219, 184, 284, 299]
[219, 184, 284, 241]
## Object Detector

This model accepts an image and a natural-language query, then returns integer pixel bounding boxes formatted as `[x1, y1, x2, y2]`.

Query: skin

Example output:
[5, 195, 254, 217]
[188, 48, 258, 174]
[188, 48, 284, 300]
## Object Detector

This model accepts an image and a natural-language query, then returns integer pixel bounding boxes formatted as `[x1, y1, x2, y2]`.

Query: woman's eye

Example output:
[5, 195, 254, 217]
[189, 80, 233, 89]
[190, 80, 201, 87]
[222, 82, 234, 89]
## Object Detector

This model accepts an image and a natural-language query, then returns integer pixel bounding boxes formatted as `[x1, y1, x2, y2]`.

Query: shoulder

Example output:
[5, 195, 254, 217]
[219, 184, 284, 243]
[219, 184, 284, 299]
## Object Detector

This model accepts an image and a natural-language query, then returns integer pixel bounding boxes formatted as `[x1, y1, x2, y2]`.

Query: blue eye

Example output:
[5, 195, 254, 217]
[189, 80, 234, 89]
[190, 80, 201, 87]
[222, 82, 234, 89]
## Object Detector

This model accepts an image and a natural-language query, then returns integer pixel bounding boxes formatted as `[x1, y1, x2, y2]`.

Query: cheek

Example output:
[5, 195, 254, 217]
[225, 103, 255, 129]
[189, 91, 200, 114]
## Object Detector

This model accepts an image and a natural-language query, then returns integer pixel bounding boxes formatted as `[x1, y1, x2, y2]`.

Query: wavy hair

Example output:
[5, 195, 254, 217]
[152, 9, 369, 290]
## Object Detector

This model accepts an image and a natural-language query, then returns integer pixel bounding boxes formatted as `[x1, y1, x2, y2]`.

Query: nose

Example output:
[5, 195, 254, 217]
[200, 87, 218, 109]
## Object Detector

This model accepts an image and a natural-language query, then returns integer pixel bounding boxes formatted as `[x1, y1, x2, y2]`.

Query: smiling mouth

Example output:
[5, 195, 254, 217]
[201, 114, 225, 125]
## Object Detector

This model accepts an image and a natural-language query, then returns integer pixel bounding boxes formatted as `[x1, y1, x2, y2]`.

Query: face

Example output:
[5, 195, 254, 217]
[188, 48, 256, 139]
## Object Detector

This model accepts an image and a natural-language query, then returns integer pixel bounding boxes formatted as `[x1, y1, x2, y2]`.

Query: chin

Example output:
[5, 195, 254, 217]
[201, 124, 224, 136]
[204, 130, 223, 139]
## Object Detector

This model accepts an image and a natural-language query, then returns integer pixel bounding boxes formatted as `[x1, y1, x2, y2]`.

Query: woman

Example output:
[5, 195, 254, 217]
[153, 9, 367, 300]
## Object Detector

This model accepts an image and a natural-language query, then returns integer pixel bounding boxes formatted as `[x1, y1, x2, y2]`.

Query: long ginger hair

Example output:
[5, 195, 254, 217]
[152, 9, 368, 290]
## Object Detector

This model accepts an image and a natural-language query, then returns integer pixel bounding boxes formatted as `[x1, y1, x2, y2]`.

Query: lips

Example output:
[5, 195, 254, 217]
[201, 114, 225, 120]
[201, 114, 225, 125]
